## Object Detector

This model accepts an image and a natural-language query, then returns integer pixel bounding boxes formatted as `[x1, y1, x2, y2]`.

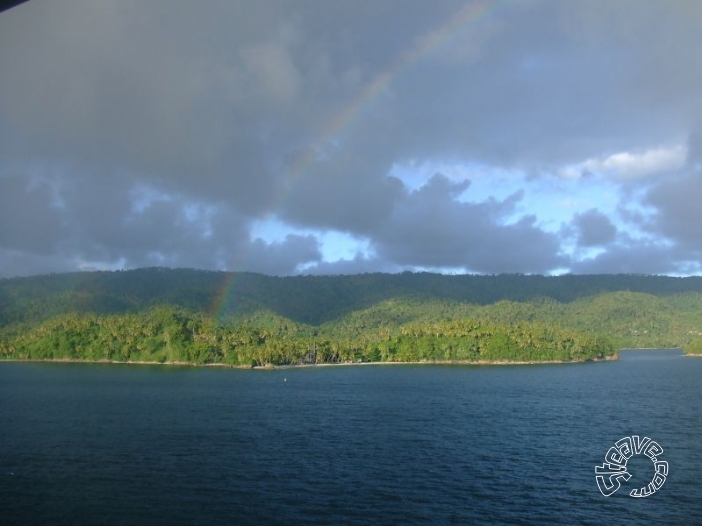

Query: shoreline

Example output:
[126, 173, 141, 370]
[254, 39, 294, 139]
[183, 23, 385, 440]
[261, 355, 620, 369]
[0, 358, 250, 369]
[0, 354, 619, 369]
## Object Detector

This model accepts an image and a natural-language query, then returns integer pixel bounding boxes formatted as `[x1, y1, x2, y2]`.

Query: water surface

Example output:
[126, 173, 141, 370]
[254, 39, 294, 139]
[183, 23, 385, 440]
[1, 350, 700, 524]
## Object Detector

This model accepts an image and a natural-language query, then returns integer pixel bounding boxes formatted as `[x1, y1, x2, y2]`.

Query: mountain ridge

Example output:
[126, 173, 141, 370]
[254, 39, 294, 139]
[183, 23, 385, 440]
[3, 267, 702, 327]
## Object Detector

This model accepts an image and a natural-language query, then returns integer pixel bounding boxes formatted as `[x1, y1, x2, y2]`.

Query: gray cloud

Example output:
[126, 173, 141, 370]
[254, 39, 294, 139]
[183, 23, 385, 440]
[243, 234, 322, 276]
[645, 170, 702, 254]
[372, 175, 565, 273]
[0, 174, 65, 254]
[278, 152, 404, 235]
[1, 1, 701, 277]
[0, 248, 77, 277]
[569, 241, 682, 275]
[572, 209, 617, 247]
[302, 253, 400, 276]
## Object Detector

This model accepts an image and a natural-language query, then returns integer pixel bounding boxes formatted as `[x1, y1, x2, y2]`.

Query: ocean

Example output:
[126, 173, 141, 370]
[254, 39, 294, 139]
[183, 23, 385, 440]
[1, 349, 700, 525]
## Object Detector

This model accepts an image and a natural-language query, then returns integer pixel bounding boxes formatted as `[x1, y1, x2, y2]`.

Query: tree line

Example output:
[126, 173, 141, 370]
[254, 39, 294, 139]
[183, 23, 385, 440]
[4, 267, 702, 326]
[2, 268, 702, 365]
[0, 306, 615, 366]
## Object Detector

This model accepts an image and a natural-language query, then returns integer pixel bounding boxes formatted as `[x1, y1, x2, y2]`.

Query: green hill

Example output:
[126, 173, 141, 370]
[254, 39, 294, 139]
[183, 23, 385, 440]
[3, 267, 702, 325]
[1, 268, 702, 366]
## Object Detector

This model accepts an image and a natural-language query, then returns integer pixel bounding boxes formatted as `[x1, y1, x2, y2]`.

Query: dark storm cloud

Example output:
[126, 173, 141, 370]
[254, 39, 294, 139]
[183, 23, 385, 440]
[1, 1, 701, 277]
[277, 152, 405, 235]
[645, 170, 702, 255]
[0, 249, 76, 277]
[571, 165, 702, 275]
[243, 234, 322, 276]
[371, 175, 565, 273]
[571, 209, 617, 248]
[0, 174, 65, 254]
[569, 241, 681, 275]
[0, 169, 323, 276]
[346, 1, 702, 168]
[687, 131, 702, 165]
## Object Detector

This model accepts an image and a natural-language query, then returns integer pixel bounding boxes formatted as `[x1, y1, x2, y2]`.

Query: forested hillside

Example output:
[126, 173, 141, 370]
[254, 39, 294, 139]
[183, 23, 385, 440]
[1, 268, 701, 366]
[3, 267, 702, 325]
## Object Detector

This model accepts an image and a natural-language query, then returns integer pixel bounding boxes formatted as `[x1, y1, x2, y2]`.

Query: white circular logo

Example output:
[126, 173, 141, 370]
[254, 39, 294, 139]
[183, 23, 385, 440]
[595, 435, 668, 497]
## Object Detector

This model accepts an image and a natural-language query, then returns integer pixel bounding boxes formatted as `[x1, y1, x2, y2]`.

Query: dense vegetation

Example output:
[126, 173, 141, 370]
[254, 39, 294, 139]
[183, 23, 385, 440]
[0, 306, 614, 366]
[1, 268, 701, 366]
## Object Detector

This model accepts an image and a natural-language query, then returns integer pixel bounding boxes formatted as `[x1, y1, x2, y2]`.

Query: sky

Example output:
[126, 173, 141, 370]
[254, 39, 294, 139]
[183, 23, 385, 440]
[1, 0, 701, 278]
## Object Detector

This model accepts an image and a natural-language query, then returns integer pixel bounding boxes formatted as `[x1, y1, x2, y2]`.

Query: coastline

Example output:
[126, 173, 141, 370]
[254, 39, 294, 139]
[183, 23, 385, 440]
[0, 354, 619, 369]
[260, 355, 619, 369]
[0, 357, 250, 369]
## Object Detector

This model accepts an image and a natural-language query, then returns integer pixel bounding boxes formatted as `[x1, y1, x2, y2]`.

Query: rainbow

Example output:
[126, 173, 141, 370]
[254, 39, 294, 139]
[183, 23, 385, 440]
[283, 0, 502, 183]
[323, 0, 500, 145]
[211, 0, 504, 319]
[210, 270, 238, 319]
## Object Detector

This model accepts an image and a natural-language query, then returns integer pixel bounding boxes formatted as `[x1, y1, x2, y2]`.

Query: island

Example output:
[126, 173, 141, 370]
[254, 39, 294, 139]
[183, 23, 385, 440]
[2, 268, 702, 367]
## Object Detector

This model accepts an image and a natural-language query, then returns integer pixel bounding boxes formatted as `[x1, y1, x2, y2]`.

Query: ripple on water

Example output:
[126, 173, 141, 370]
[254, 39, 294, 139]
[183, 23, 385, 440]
[1, 352, 700, 525]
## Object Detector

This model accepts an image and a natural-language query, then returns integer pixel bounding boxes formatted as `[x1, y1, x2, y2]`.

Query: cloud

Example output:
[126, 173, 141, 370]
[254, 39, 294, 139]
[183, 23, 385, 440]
[277, 152, 405, 235]
[645, 169, 702, 252]
[301, 253, 399, 276]
[560, 145, 688, 180]
[571, 209, 618, 247]
[243, 234, 322, 276]
[239, 40, 302, 105]
[0, 174, 65, 254]
[1, 1, 702, 277]
[0, 248, 78, 277]
[371, 175, 565, 273]
[569, 241, 682, 275]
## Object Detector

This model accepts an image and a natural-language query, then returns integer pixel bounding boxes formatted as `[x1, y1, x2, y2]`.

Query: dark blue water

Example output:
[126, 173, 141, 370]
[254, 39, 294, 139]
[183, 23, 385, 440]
[1, 350, 701, 525]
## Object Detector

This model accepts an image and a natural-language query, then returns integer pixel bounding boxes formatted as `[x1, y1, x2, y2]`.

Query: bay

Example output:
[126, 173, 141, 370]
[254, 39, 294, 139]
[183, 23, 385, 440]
[1, 349, 701, 525]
